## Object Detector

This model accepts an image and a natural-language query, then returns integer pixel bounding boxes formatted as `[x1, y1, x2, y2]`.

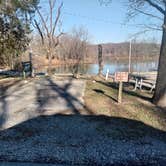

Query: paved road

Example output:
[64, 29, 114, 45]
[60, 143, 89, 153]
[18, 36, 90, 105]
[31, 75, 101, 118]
[0, 77, 86, 129]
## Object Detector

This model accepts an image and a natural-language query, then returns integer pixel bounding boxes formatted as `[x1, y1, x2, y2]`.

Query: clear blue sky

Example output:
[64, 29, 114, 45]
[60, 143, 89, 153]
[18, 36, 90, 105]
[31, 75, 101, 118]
[38, 0, 162, 44]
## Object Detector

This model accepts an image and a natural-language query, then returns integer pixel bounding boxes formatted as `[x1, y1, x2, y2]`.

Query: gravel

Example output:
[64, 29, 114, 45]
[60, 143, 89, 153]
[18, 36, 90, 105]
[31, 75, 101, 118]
[0, 115, 166, 166]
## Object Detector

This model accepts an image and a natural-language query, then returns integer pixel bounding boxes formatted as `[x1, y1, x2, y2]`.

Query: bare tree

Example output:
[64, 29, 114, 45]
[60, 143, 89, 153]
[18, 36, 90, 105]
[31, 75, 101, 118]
[60, 27, 89, 78]
[126, 0, 166, 108]
[33, 0, 63, 74]
[100, 0, 166, 108]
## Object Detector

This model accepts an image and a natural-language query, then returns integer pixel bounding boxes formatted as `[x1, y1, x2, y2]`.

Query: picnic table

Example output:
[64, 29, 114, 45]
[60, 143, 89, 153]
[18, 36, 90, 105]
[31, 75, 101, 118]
[129, 73, 156, 92]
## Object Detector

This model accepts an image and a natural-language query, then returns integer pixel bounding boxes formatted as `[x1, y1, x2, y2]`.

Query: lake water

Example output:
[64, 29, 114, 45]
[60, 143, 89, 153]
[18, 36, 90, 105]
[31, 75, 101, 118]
[51, 60, 158, 75]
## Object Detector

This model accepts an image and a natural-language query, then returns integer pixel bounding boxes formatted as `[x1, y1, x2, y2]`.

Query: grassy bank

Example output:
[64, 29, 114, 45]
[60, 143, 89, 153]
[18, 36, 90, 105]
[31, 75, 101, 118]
[84, 77, 166, 131]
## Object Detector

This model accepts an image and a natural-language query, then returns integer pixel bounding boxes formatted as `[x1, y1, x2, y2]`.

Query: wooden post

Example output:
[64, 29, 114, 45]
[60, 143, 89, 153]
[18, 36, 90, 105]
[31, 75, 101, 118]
[115, 72, 128, 104]
[105, 69, 109, 80]
[98, 44, 103, 76]
[118, 81, 123, 103]
[29, 52, 33, 77]
[23, 71, 26, 79]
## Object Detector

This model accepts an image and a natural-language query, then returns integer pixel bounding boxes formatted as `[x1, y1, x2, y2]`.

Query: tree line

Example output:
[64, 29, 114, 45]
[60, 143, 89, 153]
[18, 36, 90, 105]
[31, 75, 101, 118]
[89, 40, 160, 60]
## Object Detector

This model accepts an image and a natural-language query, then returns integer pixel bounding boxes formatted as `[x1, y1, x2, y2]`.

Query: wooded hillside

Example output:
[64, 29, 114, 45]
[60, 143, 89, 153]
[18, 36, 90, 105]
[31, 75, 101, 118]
[88, 42, 160, 60]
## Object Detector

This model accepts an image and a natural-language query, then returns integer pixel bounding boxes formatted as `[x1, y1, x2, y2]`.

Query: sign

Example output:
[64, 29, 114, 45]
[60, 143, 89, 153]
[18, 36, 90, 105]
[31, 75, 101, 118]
[22, 61, 31, 72]
[114, 72, 129, 104]
[22, 61, 32, 77]
[115, 72, 128, 82]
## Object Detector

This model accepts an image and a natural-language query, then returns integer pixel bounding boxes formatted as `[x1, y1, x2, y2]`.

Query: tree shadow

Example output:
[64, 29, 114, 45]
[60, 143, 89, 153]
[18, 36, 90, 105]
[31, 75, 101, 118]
[97, 80, 152, 102]
[0, 77, 93, 129]
[93, 88, 117, 102]
[0, 80, 22, 129]
[0, 114, 165, 165]
[35, 77, 93, 115]
[0, 91, 8, 128]
[0, 69, 21, 77]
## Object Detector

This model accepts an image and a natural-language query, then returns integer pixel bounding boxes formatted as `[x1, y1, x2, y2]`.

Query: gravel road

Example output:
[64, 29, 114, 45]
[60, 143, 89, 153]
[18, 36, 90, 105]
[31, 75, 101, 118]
[0, 115, 166, 166]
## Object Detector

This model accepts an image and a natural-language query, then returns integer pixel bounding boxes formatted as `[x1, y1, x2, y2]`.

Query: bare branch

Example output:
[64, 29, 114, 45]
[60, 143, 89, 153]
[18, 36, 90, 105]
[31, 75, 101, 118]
[134, 7, 163, 20]
[52, 2, 63, 36]
[142, 24, 162, 31]
[52, 32, 64, 47]
[35, 6, 50, 37]
[34, 19, 45, 45]
[129, 29, 153, 38]
[49, 0, 53, 34]
[144, 0, 165, 14]
[52, 0, 57, 8]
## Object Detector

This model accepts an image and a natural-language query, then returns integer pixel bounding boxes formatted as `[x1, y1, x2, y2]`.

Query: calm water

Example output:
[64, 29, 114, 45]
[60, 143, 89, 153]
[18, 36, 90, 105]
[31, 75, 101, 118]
[51, 60, 158, 75]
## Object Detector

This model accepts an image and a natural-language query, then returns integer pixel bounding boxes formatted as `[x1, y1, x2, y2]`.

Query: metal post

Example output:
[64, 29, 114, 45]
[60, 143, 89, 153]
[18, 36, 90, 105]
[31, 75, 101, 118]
[128, 40, 132, 73]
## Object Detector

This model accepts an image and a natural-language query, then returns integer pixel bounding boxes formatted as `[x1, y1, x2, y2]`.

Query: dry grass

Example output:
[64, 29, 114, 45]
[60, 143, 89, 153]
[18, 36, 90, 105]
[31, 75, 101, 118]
[84, 77, 166, 131]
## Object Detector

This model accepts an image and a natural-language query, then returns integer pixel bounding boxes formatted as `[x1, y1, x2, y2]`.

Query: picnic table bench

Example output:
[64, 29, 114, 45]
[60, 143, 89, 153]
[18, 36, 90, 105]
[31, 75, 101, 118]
[104, 69, 156, 93]
[129, 74, 156, 92]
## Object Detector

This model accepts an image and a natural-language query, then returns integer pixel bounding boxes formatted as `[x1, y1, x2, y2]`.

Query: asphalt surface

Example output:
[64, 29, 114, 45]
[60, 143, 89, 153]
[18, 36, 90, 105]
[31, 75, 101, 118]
[0, 77, 86, 130]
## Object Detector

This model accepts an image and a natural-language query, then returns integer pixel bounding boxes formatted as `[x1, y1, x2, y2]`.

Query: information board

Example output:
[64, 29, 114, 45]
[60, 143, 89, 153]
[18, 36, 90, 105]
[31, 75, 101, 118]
[115, 72, 129, 82]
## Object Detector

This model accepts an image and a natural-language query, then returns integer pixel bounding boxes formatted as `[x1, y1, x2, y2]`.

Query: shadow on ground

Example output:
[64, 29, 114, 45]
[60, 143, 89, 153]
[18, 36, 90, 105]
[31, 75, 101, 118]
[35, 77, 92, 115]
[0, 114, 166, 165]
[0, 80, 22, 128]
[96, 80, 152, 102]
[0, 77, 92, 129]
[93, 88, 117, 102]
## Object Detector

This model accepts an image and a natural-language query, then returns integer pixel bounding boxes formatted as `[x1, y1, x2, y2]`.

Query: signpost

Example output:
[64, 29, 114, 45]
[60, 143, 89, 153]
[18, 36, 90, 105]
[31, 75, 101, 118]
[115, 72, 129, 103]
[22, 52, 34, 78]
[22, 61, 31, 78]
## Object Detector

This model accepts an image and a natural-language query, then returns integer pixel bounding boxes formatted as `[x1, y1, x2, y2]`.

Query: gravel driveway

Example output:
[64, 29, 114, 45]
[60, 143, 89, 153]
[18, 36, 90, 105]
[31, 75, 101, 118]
[0, 115, 166, 165]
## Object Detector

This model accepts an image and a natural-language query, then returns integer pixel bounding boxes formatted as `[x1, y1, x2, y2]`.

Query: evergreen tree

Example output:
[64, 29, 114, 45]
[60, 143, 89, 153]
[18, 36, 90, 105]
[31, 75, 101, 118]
[0, 0, 39, 68]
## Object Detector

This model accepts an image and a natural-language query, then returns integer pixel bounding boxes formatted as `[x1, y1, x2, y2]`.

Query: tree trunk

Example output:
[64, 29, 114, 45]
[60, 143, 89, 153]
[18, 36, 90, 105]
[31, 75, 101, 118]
[98, 44, 103, 76]
[47, 41, 53, 75]
[48, 53, 52, 75]
[153, 14, 166, 108]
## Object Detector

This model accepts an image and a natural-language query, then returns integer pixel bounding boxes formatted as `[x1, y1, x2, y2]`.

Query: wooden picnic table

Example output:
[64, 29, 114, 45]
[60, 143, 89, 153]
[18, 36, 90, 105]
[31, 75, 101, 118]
[129, 73, 156, 92]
